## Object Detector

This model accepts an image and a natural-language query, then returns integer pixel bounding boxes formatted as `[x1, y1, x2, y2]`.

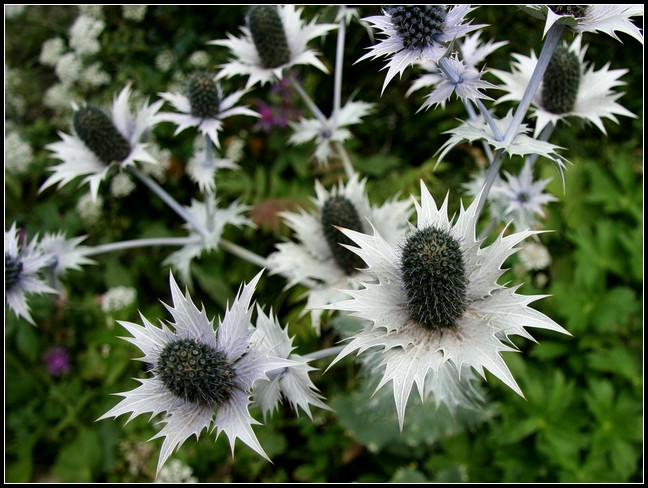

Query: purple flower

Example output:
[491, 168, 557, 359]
[43, 346, 71, 376]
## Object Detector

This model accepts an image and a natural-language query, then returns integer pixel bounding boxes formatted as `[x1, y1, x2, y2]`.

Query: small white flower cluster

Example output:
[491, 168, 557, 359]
[122, 5, 147, 23]
[5, 130, 34, 175]
[153, 459, 198, 483]
[39, 13, 109, 112]
[101, 286, 138, 313]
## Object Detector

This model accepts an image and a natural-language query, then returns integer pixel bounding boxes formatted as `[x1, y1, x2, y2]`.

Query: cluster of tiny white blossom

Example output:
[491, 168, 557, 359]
[5, 4, 643, 480]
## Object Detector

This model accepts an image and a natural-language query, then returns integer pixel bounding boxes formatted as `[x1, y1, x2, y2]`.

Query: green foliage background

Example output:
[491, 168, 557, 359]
[5, 5, 643, 483]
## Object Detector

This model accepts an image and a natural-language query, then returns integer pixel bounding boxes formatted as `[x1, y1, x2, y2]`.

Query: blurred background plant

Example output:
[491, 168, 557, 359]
[5, 5, 643, 483]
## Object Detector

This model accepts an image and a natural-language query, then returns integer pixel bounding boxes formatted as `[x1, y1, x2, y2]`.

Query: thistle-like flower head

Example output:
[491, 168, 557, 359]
[326, 181, 571, 428]
[99, 271, 293, 475]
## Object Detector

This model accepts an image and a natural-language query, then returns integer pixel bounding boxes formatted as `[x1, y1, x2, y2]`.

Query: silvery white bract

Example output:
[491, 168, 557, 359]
[325, 181, 571, 428]
[417, 54, 495, 111]
[491, 160, 558, 231]
[5, 223, 58, 325]
[436, 110, 568, 180]
[163, 195, 252, 283]
[210, 5, 337, 89]
[358, 5, 484, 94]
[38, 232, 95, 278]
[288, 100, 373, 164]
[250, 306, 332, 419]
[98, 271, 293, 475]
[491, 35, 636, 137]
[266, 174, 413, 334]
[41, 84, 163, 201]
[522, 5, 644, 43]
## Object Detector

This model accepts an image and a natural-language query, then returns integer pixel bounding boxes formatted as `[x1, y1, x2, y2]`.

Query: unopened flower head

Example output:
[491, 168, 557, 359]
[267, 174, 413, 333]
[522, 5, 644, 43]
[491, 36, 636, 137]
[5, 223, 57, 325]
[99, 271, 293, 474]
[288, 100, 373, 165]
[210, 5, 337, 88]
[158, 72, 259, 149]
[325, 181, 570, 428]
[41, 84, 163, 201]
[358, 5, 484, 93]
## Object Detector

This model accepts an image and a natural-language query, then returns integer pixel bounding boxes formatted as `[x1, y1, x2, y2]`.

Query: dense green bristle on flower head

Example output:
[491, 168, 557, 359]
[384, 5, 447, 50]
[400, 226, 468, 330]
[157, 338, 236, 407]
[5, 254, 23, 292]
[541, 44, 581, 114]
[549, 5, 588, 18]
[247, 5, 291, 69]
[321, 196, 366, 275]
[186, 72, 221, 119]
[73, 106, 131, 165]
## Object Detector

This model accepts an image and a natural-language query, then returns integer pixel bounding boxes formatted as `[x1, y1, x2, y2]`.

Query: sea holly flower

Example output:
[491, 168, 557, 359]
[436, 109, 568, 178]
[99, 271, 293, 474]
[163, 195, 252, 283]
[358, 5, 484, 93]
[266, 174, 413, 334]
[40, 84, 163, 201]
[407, 31, 507, 104]
[157, 73, 258, 149]
[250, 306, 332, 419]
[210, 5, 337, 89]
[417, 54, 495, 111]
[5, 223, 57, 325]
[521, 5, 644, 43]
[491, 160, 558, 231]
[491, 36, 636, 137]
[288, 100, 374, 164]
[325, 181, 571, 428]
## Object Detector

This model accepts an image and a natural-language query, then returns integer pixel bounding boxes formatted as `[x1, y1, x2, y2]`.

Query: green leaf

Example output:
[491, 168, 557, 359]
[586, 345, 641, 386]
[331, 381, 492, 452]
[352, 153, 401, 177]
[591, 287, 639, 333]
[15, 322, 39, 362]
[52, 428, 102, 482]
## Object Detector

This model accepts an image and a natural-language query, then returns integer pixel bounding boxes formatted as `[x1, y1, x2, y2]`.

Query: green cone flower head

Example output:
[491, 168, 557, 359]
[541, 44, 581, 114]
[247, 6, 291, 69]
[73, 105, 132, 164]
